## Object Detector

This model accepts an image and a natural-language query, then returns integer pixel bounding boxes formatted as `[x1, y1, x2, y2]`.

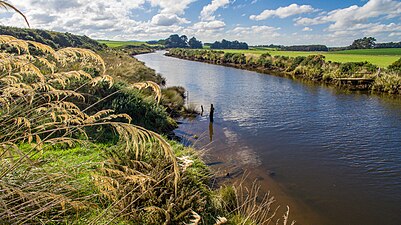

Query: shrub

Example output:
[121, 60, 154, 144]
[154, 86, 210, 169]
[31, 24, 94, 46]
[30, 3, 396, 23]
[287, 56, 306, 72]
[388, 57, 401, 74]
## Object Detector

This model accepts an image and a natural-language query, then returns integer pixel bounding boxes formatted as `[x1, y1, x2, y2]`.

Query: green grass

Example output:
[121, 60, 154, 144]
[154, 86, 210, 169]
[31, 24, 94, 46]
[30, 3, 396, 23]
[221, 48, 401, 68]
[333, 48, 401, 55]
[98, 40, 161, 48]
[21, 143, 106, 186]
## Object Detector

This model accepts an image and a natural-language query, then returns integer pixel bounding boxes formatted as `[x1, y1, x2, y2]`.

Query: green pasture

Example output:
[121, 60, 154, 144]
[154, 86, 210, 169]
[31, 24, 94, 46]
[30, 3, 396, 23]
[221, 48, 401, 68]
[98, 40, 161, 48]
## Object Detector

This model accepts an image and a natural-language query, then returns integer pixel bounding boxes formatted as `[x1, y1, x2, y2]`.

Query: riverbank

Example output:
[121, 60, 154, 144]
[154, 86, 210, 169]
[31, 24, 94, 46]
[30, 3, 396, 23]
[0, 34, 297, 224]
[166, 49, 401, 95]
[135, 51, 401, 225]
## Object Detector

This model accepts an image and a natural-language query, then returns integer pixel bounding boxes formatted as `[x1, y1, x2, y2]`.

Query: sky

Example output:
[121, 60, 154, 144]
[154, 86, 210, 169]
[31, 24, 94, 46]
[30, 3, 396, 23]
[1, 0, 401, 46]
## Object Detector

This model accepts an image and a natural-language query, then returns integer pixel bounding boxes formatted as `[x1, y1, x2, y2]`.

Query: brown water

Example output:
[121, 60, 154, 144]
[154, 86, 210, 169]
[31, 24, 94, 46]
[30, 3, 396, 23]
[136, 51, 401, 225]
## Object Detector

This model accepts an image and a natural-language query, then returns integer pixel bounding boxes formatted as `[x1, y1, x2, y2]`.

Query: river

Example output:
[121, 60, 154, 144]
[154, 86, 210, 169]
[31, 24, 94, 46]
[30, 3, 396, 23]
[135, 51, 401, 225]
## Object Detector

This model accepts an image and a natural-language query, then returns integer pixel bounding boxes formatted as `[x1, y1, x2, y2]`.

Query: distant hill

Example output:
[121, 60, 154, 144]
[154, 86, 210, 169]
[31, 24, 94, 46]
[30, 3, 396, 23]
[0, 26, 105, 51]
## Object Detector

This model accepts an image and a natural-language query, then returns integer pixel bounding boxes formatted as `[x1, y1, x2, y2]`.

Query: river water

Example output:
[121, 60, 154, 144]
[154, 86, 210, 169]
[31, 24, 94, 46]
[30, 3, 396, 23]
[136, 51, 401, 225]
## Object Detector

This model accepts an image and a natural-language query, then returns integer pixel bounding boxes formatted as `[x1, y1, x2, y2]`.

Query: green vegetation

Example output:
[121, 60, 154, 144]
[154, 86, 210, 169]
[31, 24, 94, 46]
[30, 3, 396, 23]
[349, 37, 377, 49]
[0, 4, 294, 223]
[281, 45, 328, 52]
[332, 48, 401, 55]
[388, 58, 401, 74]
[220, 48, 401, 68]
[167, 48, 401, 94]
[210, 39, 249, 49]
[0, 25, 105, 50]
[164, 34, 203, 49]
[98, 40, 162, 48]
[0, 31, 293, 224]
[100, 49, 165, 84]
[0, 36, 294, 224]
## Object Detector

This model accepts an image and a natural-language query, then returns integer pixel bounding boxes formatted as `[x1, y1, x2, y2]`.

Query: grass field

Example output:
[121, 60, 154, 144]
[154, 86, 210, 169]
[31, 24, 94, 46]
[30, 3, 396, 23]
[98, 40, 161, 48]
[221, 48, 401, 68]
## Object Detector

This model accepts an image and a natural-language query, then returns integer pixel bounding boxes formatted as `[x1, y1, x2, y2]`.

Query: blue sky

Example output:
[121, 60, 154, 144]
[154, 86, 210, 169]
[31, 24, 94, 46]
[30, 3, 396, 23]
[1, 0, 401, 46]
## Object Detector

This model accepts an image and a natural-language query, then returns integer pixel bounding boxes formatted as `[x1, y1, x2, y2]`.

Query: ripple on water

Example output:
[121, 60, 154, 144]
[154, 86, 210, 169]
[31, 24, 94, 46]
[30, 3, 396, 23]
[136, 52, 401, 225]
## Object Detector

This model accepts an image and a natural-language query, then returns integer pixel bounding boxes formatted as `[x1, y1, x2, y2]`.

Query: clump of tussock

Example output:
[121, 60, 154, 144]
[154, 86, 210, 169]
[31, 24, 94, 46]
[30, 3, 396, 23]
[216, 179, 296, 225]
[91, 143, 212, 225]
[0, 35, 178, 224]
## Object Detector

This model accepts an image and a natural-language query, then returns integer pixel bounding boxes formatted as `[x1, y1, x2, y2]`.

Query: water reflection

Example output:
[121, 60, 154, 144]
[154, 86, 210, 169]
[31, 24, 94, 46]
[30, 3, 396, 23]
[136, 51, 401, 225]
[209, 122, 214, 142]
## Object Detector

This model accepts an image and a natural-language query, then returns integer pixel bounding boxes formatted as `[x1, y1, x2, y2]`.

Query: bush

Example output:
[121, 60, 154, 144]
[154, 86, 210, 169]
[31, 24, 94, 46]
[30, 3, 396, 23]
[287, 56, 306, 72]
[92, 82, 177, 134]
[388, 57, 401, 74]
[338, 61, 377, 77]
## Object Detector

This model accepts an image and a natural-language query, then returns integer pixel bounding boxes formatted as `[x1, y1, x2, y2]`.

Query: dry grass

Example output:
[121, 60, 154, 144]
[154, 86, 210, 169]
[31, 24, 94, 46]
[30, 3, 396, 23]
[0, 35, 180, 224]
[99, 49, 164, 84]
[217, 177, 296, 225]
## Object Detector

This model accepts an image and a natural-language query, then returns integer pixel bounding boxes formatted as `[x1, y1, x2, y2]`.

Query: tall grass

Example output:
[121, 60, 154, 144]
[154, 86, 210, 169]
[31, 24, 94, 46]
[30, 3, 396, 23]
[0, 35, 180, 224]
[0, 4, 297, 223]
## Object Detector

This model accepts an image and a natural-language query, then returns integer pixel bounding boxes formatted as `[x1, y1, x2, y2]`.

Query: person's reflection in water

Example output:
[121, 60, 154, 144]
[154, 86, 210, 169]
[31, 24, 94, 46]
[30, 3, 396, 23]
[209, 121, 214, 142]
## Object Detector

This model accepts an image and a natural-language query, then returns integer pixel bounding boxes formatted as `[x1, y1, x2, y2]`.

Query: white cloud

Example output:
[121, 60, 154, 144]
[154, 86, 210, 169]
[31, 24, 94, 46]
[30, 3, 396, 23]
[224, 25, 281, 44]
[151, 13, 189, 26]
[295, 17, 326, 26]
[192, 20, 226, 30]
[1, 0, 400, 45]
[200, 0, 230, 21]
[231, 25, 280, 34]
[147, 0, 195, 15]
[0, 0, 195, 40]
[389, 32, 401, 37]
[250, 4, 315, 20]
[295, 0, 401, 31]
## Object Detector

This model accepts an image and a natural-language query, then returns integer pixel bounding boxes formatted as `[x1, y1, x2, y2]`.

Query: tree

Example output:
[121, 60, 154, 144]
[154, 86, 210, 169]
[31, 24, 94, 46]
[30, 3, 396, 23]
[349, 37, 376, 49]
[165, 34, 188, 48]
[180, 35, 188, 44]
[210, 39, 248, 49]
[188, 37, 203, 49]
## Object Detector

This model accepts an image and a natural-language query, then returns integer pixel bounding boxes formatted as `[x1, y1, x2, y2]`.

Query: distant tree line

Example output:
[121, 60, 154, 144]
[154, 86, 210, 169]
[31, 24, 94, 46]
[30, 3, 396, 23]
[348, 37, 401, 49]
[254, 44, 284, 49]
[146, 39, 166, 45]
[281, 45, 328, 51]
[160, 34, 400, 52]
[160, 35, 250, 50]
[375, 42, 401, 49]
[254, 37, 400, 52]
[210, 39, 249, 49]
[164, 34, 203, 49]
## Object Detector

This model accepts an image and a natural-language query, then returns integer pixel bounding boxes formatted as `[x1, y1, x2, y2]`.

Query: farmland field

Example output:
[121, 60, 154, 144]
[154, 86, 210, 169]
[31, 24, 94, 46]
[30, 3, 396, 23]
[98, 40, 161, 48]
[221, 48, 401, 68]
